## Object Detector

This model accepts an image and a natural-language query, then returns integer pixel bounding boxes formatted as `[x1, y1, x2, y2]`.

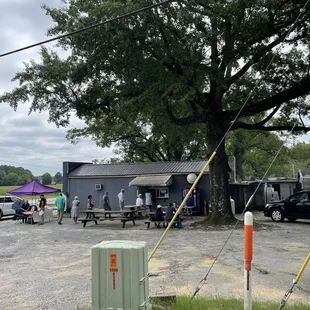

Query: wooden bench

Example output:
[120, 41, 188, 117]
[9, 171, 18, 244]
[101, 216, 136, 228]
[78, 218, 99, 227]
[145, 220, 166, 229]
[79, 216, 135, 228]
[145, 219, 180, 229]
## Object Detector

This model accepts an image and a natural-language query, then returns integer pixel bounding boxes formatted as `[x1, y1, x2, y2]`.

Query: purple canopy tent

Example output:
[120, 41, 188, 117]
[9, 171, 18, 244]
[7, 181, 61, 196]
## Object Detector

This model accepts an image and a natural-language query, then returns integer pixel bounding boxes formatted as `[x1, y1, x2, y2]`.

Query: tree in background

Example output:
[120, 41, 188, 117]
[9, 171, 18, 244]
[3, 1, 310, 223]
[289, 142, 310, 176]
[0, 165, 35, 186]
[42, 172, 52, 185]
[16, 174, 32, 186]
[3, 173, 19, 186]
[53, 172, 63, 184]
[227, 130, 291, 180]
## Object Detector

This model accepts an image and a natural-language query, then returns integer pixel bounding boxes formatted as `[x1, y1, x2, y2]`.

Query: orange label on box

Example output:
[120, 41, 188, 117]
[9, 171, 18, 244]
[110, 254, 117, 268]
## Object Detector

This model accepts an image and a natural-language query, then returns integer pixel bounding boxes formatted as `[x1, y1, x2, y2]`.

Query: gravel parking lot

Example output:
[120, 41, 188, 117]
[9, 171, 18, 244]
[0, 212, 309, 310]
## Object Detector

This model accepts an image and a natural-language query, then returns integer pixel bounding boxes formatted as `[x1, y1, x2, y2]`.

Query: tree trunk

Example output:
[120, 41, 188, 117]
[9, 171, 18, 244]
[205, 123, 236, 224]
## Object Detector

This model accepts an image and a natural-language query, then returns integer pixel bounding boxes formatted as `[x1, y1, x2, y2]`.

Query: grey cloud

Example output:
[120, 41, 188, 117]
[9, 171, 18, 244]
[0, 0, 116, 175]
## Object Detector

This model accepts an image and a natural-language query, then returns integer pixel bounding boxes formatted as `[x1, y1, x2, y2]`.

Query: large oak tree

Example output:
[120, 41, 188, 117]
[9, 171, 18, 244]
[2, 0, 310, 223]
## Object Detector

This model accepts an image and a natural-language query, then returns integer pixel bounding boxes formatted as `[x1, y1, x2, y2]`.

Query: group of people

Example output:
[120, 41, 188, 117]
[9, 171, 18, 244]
[135, 190, 152, 210]
[14, 190, 182, 227]
[153, 202, 181, 228]
[85, 189, 153, 211]
[16, 193, 79, 226]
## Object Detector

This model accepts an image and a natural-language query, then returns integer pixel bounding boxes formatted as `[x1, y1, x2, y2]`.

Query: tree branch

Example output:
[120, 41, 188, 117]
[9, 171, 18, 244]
[232, 123, 310, 133]
[210, 16, 219, 96]
[223, 77, 310, 120]
[254, 104, 281, 127]
[222, 31, 288, 91]
[219, 17, 234, 77]
[165, 102, 197, 125]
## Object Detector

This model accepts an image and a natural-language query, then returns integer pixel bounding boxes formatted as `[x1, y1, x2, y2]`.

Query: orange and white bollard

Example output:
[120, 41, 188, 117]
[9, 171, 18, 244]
[244, 211, 253, 310]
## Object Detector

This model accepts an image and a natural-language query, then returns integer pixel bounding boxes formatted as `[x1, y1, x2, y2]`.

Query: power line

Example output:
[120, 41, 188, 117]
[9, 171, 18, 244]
[0, 0, 174, 58]
[190, 0, 310, 299]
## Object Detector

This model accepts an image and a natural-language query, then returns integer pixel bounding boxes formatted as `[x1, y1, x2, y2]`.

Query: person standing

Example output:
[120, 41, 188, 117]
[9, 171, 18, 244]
[38, 194, 47, 225]
[103, 191, 111, 210]
[117, 189, 125, 210]
[62, 192, 69, 216]
[55, 193, 65, 225]
[87, 195, 94, 218]
[135, 194, 144, 208]
[145, 190, 152, 211]
[71, 196, 80, 224]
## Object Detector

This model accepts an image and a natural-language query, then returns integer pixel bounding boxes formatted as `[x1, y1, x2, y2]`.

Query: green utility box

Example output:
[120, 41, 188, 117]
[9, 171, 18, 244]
[91, 240, 149, 310]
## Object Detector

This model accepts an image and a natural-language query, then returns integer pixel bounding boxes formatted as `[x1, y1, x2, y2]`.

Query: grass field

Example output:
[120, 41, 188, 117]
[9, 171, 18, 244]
[0, 184, 62, 198]
[79, 297, 310, 310]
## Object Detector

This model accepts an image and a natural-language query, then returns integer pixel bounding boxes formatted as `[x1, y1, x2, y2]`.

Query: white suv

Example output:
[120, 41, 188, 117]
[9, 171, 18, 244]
[0, 196, 23, 219]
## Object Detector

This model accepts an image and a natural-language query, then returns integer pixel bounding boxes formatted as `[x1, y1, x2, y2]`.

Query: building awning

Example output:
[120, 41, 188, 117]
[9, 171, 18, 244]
[129, 175, 173, 187]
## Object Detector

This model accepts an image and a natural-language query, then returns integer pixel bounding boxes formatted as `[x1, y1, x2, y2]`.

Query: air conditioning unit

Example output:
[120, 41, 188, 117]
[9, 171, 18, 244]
[95, 184, 102, 191]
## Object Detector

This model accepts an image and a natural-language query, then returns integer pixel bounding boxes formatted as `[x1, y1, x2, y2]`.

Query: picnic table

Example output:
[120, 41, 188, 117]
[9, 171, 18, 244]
[79, 209, 138, 228]
[15, 208, 53, 224]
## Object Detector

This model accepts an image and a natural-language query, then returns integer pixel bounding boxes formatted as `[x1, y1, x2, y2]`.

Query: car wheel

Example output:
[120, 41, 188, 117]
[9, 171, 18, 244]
[270, 208, 284, 222]
[0, 210, 3, 220]
[288, 218, 297, 222]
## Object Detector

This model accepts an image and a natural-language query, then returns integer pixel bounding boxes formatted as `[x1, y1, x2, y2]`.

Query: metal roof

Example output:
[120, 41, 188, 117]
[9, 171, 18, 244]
[68, 161, 209, 177]
[129, 175, 173, 187]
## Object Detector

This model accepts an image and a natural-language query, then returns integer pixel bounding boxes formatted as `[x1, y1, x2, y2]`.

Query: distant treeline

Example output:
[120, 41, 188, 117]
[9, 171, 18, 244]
[0, 166, 63, 186]
[0, 165, 37, 186]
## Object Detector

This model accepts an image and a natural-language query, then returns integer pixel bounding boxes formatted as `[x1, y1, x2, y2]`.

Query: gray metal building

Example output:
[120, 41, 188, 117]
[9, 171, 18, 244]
[63, 161, 210, 214]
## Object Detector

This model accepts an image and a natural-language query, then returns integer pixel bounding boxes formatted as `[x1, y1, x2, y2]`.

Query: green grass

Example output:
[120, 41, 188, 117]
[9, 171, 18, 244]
[78, 297, 310, 310]
[0, 184, 62, 199]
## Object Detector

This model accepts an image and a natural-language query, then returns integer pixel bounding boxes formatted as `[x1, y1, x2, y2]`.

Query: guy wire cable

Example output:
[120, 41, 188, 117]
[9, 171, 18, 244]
[0, 0, 175, 58]
[191, 124, 296, 299]
[278, 253, 310, 310]
[147, 0, 310, 263]
[190, 0, 310, 300]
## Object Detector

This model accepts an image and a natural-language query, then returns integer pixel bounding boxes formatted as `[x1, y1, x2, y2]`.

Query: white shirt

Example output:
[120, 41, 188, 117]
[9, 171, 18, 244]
[117, 192, 124, 202]
[136, 197, 143, 207]
[145, 192, 152, 205]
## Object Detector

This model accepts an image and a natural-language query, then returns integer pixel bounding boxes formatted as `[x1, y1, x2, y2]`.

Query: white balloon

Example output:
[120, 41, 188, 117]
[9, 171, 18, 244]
[187, 173, 197, 184]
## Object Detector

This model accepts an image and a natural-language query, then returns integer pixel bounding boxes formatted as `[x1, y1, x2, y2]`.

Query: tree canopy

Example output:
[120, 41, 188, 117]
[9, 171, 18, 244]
[0, 165, 35, 186]
[2, 0, 310, 222]
[53, 172, 63, 184]
[42, 172, 52, 185]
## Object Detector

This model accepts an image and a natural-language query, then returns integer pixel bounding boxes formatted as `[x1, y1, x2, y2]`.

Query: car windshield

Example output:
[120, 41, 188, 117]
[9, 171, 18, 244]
[290, 192, 308, 202]
[10, 196, 22, 203]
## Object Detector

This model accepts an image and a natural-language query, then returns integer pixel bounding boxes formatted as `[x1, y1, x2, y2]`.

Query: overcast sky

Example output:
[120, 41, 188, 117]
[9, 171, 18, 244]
[0, 0, 115, 176]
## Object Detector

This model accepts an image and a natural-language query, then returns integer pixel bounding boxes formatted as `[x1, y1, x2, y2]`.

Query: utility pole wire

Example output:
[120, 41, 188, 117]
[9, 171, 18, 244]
[0, 0, 174, 58]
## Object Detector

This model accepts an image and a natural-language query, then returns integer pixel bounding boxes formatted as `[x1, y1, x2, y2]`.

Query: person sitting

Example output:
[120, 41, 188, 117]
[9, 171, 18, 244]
[14, 200, 31, 222]
[165, 202, 177, 227]
[154, 205, 165, 228]
[21, 200, 31, 212]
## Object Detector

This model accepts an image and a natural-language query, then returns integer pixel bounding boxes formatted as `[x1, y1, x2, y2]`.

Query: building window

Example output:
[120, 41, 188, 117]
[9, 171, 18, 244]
[151, 188, 169, 199]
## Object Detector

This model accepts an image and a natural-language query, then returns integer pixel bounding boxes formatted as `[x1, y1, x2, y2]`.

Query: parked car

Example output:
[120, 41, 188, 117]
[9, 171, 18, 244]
[264, 190, 310, 222]
[0, 196, 23, 219]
